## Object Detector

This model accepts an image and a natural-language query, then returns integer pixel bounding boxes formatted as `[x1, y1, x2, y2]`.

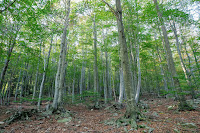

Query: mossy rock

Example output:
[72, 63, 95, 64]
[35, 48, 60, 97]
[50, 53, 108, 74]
[57, 117, 72, 123]
[181, 122, 197, 128]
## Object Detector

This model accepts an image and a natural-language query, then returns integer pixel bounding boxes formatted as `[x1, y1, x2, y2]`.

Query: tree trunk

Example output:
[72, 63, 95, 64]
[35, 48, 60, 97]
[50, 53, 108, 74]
[116, 0, 138, 127]
[72, 64, 76, 103]
[93, 15, 99, 105]
[52, 0, 71, 110]
[170, 19, 195, 98]
[135, 0, 141, 104]
[37, 42, 52, 109]
[15, 69, 22, 101]
[32, 45, 41, 101]
[153, 0, 189, 110]
[80, 60, 85, 100]
[0, 40, 15, 95]
[118, 68, 124, 104]
[155, 40, 168, 93]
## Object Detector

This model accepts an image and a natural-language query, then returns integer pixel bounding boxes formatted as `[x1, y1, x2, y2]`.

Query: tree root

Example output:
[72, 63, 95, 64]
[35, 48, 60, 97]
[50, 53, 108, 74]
[5, 109, 38, 124]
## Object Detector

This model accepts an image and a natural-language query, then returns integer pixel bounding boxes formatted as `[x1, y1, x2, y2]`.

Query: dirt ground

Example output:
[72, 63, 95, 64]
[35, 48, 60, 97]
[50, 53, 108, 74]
[0, 98, 199, 133]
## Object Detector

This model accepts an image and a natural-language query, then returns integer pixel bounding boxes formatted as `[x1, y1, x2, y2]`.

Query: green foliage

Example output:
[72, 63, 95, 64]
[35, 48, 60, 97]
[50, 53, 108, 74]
[14, 97, 53, 103]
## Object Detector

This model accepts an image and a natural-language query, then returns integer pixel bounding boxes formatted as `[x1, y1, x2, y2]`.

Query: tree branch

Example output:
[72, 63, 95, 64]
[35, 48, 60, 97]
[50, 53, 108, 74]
[0, 0, 17, 13]
[101, 0, 119, 19]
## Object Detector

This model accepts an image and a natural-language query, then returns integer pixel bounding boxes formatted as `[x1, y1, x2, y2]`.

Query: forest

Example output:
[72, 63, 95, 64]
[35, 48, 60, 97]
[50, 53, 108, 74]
[0, 0, 200, 132]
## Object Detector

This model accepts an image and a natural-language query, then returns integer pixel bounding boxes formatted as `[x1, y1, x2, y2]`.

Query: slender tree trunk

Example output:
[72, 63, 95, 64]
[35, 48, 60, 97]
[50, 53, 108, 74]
[37, 42, 52, 109]
[72, 64, 76, 103]
[20, 64, 27, 102]
[190, 44, 200, 77]
[0, 40, 15, 95]
[93, 15, 99, 105]
[118, 67, 124, 104]
[15, 69, 22, 101]
[134, 0, 141, 104]
[87, 66, 90, 90]
[170, 20, 195, 98]
[111, 71, 117, 102]
[180, 29, 199, 95]
[155, 41, 168, 93]
[104, 51, 109, 103]
[153, 0, 189, 110]
[80, 60, 85, 100]
[32, 45, 41, 101]
[52, 0, 71, 109]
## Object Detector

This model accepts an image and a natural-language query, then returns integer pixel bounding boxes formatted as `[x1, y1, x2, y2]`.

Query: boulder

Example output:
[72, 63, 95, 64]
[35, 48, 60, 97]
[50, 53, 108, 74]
[181, 122, 197, 128]
[57, 117, 72, 123]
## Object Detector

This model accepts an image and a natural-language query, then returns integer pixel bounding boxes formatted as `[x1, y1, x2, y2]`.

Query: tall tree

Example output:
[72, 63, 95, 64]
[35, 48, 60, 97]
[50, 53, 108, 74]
[153, 0, 190, 110]
[52, 0, 71, 110]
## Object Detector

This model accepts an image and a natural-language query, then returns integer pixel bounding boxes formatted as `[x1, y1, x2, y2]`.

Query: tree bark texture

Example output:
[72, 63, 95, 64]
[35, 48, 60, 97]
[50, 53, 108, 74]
[116, 0, 138, 127]
[52, 0, 71, 109]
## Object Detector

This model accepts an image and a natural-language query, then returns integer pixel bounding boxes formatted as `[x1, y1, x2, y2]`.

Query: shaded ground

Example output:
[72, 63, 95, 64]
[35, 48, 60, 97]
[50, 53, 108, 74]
[0, 98, 199, 133]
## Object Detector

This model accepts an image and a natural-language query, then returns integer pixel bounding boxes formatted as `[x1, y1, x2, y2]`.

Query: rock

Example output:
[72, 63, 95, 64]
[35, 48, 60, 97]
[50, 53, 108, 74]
[113, 113, 118, 116]
[138, 124, 146, 128]
[168, 105, 175, 110]
[194, 98, 200, 104]
[143, 130, 147, 133]
[181, 122, 197, 128]
[104, 119, 115, 125]
[139, 100, 150, 109]
[5, 111, 11, 114]
[173, 128, 180, 133]
[186, 99, 200, 109]
[148, 128, 154, 133]
[0, 122, 4, 125]
[62, 112, 71, 118]
[152, 112, 159, 117]
[45, 104, 50, 111]
[42, 110, 53, 116]
[57, 117, 72, 123]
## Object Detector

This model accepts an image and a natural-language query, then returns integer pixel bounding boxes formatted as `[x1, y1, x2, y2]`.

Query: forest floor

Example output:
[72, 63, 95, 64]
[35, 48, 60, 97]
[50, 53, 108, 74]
[0, 97, 200, 133]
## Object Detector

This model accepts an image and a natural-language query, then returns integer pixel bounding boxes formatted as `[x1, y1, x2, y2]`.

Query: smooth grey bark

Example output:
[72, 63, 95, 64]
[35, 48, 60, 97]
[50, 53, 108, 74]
[14, 69, 22, 101]
[32, 45, 41, 101]
[20, 63, 27, 102]
[104, 51, 109, 103]
[118, 68, 124, 104]
[80, 60, 85, 100]
[180, 28, 199, 95]
[111, 71, 117, 102]
[103, 71, 107, 104]
[52, 0, 71, 109]
[155, 38, 168, 93]
[93, 15, 98, 99]
[170, 20, 195, 98]
[72, 64, 76, 103]
[116, 0, 138, 127]
[87, 66, 90, 90]
[153, 52, 160, 96]
[190, 44, 200, 77]
[108, 56, 112, 99]
[37, 40, 52, 109]
[134, 0, 141, 104]
[153, 0, 189, 110]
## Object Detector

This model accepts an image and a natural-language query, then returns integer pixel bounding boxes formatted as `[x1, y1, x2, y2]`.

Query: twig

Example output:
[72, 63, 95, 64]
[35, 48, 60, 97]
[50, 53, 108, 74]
[0, 0, 17, 13]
